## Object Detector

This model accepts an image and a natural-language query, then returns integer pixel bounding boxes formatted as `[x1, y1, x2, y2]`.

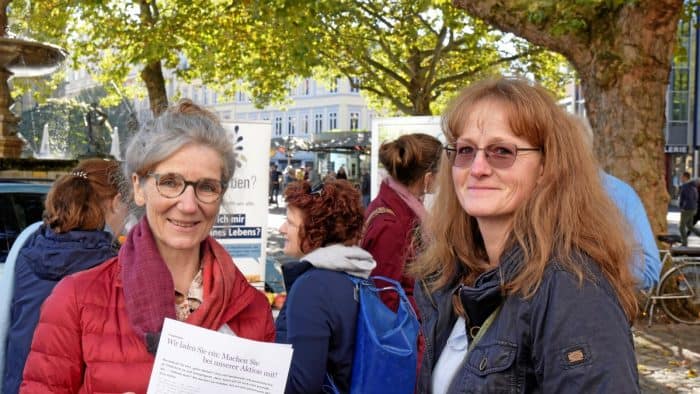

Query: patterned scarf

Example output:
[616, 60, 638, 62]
[120, 217, 247, 354]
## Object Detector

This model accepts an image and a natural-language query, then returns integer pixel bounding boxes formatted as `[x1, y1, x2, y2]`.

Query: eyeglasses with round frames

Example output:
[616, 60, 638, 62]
[146, 172, 225, 203]
[443, 142, 541, 169]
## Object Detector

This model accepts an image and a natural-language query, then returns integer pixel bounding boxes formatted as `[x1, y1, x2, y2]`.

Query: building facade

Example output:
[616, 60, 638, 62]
[55, 67, 375, 179]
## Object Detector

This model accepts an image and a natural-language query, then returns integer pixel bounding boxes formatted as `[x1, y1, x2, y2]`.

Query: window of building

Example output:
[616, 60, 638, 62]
[671, 91, 689, 121]
[329, 112, 337, 130]
[329, 78, 338, 93]
[212, 91, 218, 104]
[673, 68, 689, 91]
[315, 114, 323, 133]
[350, 112, 359, 130]
[349, 77, 360, 93]
[304, 79, 310, 95]
[303, 114, 309, 134]
[288, 116, 296, 135]
[275, 117, 283, 136]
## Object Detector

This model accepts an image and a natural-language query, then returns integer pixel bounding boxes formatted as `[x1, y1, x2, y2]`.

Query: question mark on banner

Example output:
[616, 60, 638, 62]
[250, 175, 257, 188]
[256, 228, 261, 237]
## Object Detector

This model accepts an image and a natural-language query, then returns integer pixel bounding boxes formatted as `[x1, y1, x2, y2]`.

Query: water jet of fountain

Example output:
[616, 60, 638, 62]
[109, 126, 120, 160]
[38, 122, 50, 157]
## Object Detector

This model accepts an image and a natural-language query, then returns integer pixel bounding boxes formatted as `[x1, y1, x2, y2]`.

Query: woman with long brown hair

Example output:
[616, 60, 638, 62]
[413, 77, 639, 393]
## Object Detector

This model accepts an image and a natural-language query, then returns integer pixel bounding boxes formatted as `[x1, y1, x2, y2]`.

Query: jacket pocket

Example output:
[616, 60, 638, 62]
[461, 341, 519, 394]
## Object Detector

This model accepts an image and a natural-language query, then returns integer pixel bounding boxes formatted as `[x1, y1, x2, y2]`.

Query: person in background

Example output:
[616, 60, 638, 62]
[679, 171, 700, 246]
[602, 172, 661, 290]
[414, 77, 639, 392]
[284, 165, 296, 189]
[305, 163, 321, 185]
[360, 170, 371, 207]
[574, 115, 661, 290]
[360, 133, 441, 312]
[336, 165, 348, 180]
[269, 163, 282, 206]
[275, 180, 375, 393]
[3, 159, 127, 394]
[21, 100, 274, 393]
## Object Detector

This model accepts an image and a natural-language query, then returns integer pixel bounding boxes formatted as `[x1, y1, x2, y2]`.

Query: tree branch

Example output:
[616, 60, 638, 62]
[433, 48, 542, 88]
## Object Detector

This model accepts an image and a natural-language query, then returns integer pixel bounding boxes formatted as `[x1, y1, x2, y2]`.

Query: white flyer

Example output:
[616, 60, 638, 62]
[147, 318, 292, 394]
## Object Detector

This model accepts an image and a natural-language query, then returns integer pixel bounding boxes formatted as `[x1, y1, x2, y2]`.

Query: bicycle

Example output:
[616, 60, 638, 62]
[642, 234, 700, 326]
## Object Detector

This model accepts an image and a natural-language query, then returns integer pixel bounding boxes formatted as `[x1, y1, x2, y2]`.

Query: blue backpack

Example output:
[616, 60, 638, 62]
[324, 275, 420, 394]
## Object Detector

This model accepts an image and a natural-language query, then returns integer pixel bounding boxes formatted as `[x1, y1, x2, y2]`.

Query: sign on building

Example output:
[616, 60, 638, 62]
[664, 145, 689, 154]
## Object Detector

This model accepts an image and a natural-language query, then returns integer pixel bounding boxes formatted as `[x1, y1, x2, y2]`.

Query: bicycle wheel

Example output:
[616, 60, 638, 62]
[659, 262, 700, 324]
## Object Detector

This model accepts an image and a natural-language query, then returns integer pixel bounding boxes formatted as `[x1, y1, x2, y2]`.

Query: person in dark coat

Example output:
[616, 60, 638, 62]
[276, 180, 375, 393]
[3, 159, 127, 394]
[679, 171, 700, 246]
[335, 165, 348, 180]
[413, 78, 639, 393]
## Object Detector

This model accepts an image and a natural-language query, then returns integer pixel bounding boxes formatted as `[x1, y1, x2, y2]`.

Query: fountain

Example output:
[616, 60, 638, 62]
[109, 126, 121, 160]
[0, 0, 66, 158]
[38, 123, 50, 157]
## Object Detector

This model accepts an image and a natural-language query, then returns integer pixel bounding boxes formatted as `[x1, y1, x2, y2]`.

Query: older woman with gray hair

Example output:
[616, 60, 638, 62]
[21, 100, 275, 393]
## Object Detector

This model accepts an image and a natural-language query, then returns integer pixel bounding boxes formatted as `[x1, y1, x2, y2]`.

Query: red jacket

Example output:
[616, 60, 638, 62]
[20, 256, 275, 394]
[360, 181, 420, 313]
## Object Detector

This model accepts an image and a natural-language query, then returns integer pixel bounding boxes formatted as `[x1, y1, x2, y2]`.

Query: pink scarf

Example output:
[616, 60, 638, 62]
[385, 177, 428, 222]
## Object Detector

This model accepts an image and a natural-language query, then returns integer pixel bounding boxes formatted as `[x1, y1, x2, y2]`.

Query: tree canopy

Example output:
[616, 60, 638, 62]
[275, 0, 572, 115]
[11, 0, 571, 119]
[9, 0, 313, 116]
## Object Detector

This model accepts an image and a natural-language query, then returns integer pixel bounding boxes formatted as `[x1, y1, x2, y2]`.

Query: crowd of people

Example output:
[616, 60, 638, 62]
[0, 76, 661, 393]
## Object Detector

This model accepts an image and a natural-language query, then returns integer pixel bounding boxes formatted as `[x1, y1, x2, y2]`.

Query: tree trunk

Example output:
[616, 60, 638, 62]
[141, 60, 168, 117]
[452, 0, 683, 236]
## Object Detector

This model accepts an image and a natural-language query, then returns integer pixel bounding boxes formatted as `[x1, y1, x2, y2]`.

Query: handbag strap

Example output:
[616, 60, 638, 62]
[467, 304, 503, 353]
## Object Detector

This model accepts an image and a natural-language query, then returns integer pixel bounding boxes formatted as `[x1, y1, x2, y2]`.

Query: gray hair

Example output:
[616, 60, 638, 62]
[122, 99, 236, 210]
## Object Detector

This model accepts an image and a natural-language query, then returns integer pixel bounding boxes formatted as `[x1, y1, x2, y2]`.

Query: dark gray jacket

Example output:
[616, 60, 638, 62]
[415, 247, 640, 394]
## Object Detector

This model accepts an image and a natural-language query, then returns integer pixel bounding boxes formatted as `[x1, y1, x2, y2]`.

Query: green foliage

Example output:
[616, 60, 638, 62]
[10, 0, 572, 117]
[271, 0, 572, 115]
[516, 0, 633, 37]
[9, 0, 306, 112]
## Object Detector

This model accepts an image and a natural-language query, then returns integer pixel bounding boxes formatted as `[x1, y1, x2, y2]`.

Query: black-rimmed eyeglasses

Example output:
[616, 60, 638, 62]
[146, 172, 225, 203]
[443, 142, 541, 169]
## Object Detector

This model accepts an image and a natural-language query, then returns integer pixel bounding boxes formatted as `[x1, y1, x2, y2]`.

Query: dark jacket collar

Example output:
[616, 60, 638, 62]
[456, 246, 524, 328]
[281, 261, 314, 291]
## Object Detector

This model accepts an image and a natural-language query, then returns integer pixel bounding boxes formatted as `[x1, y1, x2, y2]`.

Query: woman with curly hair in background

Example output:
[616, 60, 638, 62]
[275, 180, 376, 393]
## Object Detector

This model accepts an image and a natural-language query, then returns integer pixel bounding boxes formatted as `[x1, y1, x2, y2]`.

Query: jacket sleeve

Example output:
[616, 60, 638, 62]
[529, 268, 640, 393]
[361, 214, 408, 311]
[20, 275, 84, 394]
